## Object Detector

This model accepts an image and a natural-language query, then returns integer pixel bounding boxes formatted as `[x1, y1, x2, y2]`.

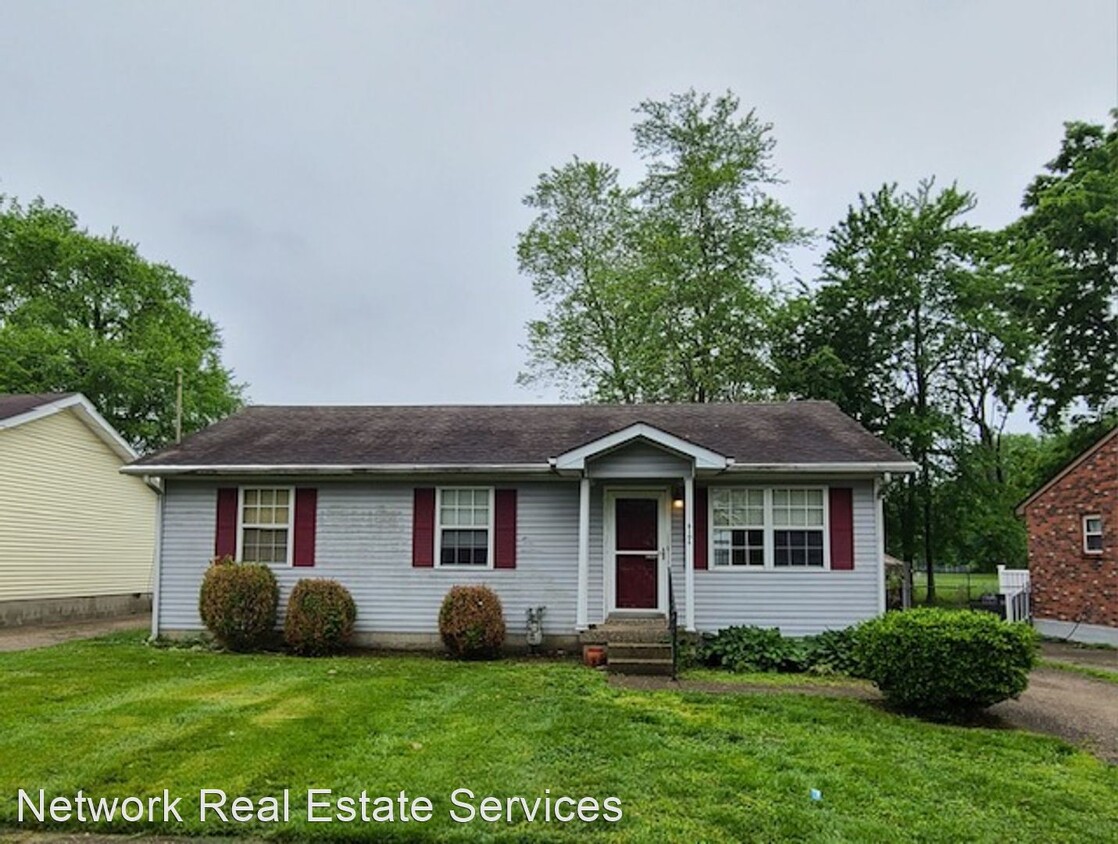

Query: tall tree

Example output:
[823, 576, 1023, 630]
[0, 195, 244, 451]
[518, 90, 806, 401]
[775, 181, 1017, 600]
[1012, 114, 1118, 427]
[516, 160, 652, 401]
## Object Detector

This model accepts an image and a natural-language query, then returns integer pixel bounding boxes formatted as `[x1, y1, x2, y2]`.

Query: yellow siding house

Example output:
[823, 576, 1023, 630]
[0, 393, 156, 626]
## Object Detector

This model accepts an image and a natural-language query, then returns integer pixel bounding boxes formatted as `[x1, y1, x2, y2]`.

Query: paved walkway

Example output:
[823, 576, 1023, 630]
[0, 614, 149, 652]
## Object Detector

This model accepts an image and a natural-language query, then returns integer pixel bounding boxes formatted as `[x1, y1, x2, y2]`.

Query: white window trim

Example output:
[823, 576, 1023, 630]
[1083, 514, 1104, 555]
[707, 486, 832, 571]
[709, 488, 767, 569]
[236, 486, 295, 567]
[434, 487, 495, 569]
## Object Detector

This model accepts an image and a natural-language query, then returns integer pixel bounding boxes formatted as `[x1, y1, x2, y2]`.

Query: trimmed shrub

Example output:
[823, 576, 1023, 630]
[284, 579, 357, 656]
[855, 608, 1038, 718]
[438, 585, 506, 659]
[801, 627, 865, 677]
[198, 557, 279, 652]
[697, 625, 806, 673]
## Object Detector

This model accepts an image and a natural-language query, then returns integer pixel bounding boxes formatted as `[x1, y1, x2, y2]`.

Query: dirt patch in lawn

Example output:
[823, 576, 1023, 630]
[609, 674, 880, 699]
[1040, 641, 1118, 671]
[0, 615, 149, 652]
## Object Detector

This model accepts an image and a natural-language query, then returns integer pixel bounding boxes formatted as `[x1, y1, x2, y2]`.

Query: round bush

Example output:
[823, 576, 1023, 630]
[198, 557, 279, 652]
[284, 579, 357, 656]
[855, 608, 1037, 718]
[438, 585, 506, 659]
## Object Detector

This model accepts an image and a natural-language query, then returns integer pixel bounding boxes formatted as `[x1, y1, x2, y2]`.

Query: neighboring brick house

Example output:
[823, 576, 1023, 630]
[1017, 427, 1118, 645]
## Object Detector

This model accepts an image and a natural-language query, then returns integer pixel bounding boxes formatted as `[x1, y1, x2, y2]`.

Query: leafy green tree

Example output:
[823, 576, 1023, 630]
[0, 195, 244, 451]
[516, 160, 652, 401]
[775, 181, 1025, 600]
[1012, 114, 1118, 427]
[518, 90, 806, 401]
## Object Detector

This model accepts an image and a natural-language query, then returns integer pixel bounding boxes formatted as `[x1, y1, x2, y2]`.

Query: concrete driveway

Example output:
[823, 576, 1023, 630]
[990, 643, 1118, 764]
[0, 614, 149, 652]
[992, 668, 1118, 763]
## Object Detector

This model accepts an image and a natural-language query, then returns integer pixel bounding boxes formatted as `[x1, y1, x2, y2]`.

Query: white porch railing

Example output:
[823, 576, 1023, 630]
[997, 565, 1031, 623]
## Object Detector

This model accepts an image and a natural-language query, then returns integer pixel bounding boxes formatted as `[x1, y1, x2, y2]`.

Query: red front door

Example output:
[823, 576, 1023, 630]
[614, 497, 660, 609]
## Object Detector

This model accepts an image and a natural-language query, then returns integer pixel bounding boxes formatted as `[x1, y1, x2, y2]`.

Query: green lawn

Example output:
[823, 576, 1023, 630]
[912, 572, 999, 606]
[1, 633, 1115, 843]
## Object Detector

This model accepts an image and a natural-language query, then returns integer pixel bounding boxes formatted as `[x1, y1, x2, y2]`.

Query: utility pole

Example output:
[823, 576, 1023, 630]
[175, 367, 183, 443]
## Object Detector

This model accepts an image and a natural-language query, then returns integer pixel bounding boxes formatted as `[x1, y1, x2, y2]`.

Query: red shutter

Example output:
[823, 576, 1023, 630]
[412, 488, 436, 567]
[694, 486, 708, 570]
[293, 488, 317, 567]
[215, 487, 238, 558]
[829, 487, 855, 571]
[494, 488, 517, 569]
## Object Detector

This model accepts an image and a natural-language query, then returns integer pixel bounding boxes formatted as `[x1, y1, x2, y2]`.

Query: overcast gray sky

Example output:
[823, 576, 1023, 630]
[1, 1, 1115, 408]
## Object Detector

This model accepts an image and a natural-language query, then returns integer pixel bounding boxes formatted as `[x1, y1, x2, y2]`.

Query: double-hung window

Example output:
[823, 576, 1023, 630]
[772, 488, 826, 567]
[239, 487, 293, 564]
[709, 487, 828, 569]
[1084, 515, 1103, 554]
[711, 489, 765, 567]
[438, 488, 493, 566]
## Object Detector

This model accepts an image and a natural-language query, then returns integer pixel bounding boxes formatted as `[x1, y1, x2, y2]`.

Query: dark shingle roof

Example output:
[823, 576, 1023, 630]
[130, 401, 910, 470]
[0, 393, 76, 423]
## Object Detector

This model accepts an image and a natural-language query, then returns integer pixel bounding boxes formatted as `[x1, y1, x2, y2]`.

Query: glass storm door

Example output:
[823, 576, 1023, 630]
[614, 497, 660, 609]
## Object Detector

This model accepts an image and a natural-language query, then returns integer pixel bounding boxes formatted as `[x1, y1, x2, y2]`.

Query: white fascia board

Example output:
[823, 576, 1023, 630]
[724, 461, 918, 475]
[0, 393, 137, 462]
[120, 463, 551, 476]
[552, 422, 730, 471]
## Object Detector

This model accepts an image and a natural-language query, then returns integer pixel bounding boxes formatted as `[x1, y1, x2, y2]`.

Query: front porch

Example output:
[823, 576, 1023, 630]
[552, 424, 729, 637]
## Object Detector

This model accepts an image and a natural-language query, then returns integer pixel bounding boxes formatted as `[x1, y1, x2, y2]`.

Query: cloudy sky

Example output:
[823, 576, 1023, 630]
[1, 1, 1114, 407]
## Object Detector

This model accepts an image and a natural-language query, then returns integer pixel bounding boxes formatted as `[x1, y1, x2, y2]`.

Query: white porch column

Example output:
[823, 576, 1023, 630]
[576, 475, 590, 631]
[684, 474, 696, 632]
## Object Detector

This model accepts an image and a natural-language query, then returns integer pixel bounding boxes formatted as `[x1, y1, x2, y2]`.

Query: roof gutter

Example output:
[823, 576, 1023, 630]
[726, 461, 918, 474]
[121, 463, 552, 476]
[123, 460, 918, 477]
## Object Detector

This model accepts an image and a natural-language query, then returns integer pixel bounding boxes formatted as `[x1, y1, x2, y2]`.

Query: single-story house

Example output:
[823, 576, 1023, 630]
[0, 393, 157, 626]
[124, 401, 915, 650]
[1017, 426, 1117, 645]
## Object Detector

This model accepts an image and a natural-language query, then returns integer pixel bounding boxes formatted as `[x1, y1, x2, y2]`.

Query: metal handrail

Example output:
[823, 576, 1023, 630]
[667, 562, 679, 680]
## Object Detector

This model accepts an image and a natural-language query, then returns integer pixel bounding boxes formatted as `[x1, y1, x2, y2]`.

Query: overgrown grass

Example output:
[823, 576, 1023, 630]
[0, 632, 1115, 842]
[912, 572, 999, 606]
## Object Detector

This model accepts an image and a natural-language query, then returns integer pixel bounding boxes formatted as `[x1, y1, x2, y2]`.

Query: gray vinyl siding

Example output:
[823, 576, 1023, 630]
[587, 484, 605, 625]
[157, 477, 882, 639]
[680, 480, 881, 636]
[158, 480, 579, 637]
[586, 442, 692, 479]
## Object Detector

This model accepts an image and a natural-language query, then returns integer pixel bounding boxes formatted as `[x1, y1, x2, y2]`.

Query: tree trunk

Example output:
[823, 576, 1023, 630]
[902, 475, 917, 607]
[921, 453, 935, 605]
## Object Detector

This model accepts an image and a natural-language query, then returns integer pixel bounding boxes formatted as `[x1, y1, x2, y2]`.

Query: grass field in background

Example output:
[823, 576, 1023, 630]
[910, 571, 999, 606]
[0, 632, 1115, 842]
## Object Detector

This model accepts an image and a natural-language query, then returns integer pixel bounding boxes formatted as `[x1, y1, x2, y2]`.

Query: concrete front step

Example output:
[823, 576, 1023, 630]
[580, 616, 671, 645]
